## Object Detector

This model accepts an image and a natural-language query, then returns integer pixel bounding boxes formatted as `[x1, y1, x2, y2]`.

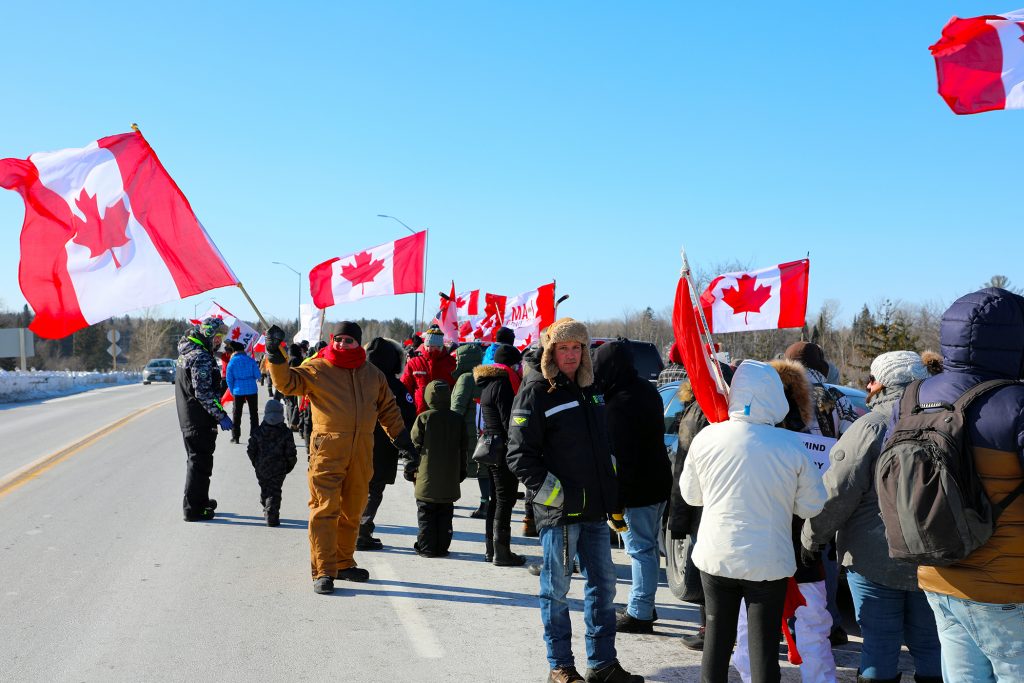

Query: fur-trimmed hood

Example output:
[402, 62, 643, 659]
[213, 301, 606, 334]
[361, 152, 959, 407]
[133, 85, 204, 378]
[540, 317, 594, 389]
[366, 337, 406, 377]
[769, 358, 814, 431]
[473, 364, 510, 382]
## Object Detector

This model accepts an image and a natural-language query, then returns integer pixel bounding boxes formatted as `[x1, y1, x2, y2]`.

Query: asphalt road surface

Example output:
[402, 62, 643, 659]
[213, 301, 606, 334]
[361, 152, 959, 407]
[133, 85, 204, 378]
[0, 384, 878, 682]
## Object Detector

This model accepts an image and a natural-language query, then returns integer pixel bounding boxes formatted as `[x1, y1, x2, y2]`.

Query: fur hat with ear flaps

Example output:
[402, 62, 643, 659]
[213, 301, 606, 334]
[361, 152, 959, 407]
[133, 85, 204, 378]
[540, 317, 593, 390]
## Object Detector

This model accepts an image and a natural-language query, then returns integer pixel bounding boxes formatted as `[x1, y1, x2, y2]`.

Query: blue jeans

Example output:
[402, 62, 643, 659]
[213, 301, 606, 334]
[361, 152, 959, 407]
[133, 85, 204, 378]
[621, 502, 666, 620]
[926, 591, 1024, 683]
[846, 571, 941, 679]
[539, 521, 618, 670]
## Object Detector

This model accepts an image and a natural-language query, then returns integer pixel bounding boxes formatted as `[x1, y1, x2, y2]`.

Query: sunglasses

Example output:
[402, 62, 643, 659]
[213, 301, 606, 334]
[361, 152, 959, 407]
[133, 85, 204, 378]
[332, 335, 359, 345]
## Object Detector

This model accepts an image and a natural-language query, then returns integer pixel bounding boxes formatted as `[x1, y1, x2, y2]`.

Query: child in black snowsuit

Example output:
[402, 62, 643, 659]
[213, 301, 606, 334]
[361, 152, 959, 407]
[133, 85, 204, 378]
[407, 381, 468, 557]
[246, 399, 298, 526]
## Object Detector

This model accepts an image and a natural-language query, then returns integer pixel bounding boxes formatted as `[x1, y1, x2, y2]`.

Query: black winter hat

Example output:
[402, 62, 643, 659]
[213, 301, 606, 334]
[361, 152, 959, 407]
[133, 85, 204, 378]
[495, 327, 516, 346]
[493, 344, 522, 367]
[334, 321, 362, 345]
[784, 341, 829, 376]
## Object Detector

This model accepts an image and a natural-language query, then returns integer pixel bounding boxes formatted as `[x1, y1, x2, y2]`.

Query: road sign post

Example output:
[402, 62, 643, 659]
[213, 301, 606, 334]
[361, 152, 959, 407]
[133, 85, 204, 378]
[107, 330, 121, 371]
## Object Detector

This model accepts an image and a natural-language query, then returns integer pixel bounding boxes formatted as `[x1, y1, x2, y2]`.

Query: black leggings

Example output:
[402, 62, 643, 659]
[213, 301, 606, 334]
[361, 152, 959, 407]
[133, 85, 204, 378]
[230, 393, 259, 441]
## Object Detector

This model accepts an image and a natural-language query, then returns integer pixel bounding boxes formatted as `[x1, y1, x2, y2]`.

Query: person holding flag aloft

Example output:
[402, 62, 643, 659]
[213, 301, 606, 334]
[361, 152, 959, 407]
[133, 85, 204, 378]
[265, 321, 417, 595]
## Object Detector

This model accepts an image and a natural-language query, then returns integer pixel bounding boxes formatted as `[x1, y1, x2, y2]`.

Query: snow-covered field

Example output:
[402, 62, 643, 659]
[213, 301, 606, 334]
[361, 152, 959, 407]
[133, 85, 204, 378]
[0, 370, 141, 403]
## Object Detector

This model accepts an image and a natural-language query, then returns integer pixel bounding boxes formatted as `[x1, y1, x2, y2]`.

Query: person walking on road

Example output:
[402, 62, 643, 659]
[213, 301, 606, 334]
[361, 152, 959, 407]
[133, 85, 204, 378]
[175, 317, 232, 522]
[246, 398, 298, 527]
[358, 337, 417, 551]
[226, 341, 261, 444]
[265, 321, 417, 596]
[475, 343, 528, 566]
[593, 339, 672, 635]
[680, 360, 826, 683]
[508, 317, 644, 683]
[408, 380, 468, 557]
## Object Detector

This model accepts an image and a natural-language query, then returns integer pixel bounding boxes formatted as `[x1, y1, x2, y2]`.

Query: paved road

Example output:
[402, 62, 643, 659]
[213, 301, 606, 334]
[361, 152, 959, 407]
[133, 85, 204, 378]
[0, 387, 873, 682]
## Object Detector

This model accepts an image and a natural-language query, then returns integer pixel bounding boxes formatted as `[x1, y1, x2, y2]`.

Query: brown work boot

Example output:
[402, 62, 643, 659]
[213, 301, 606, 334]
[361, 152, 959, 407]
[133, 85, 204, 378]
[522, 515, 539, 538]
[548, 665, 585, 683]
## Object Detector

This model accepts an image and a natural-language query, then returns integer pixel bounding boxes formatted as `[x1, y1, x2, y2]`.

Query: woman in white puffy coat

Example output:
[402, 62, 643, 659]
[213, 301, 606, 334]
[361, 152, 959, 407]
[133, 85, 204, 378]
[681, 360, 827, 683]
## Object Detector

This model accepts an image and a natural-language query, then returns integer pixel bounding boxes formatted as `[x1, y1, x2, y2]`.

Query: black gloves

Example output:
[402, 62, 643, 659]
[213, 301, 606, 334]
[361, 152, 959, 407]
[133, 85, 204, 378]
[800, 545, 821, 568]
[403, 459, 418, 482]
[393, 429, 416, 455]
[265, 325, 286, 364]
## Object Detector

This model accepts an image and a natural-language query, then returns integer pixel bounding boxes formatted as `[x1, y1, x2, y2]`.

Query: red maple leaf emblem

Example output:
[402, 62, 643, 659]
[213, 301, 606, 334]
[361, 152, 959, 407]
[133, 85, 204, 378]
[70, 189, 131, 268]
[340, 251, 386, 294]
[720, 274, 773, 324]
[230, 327, 242, 340]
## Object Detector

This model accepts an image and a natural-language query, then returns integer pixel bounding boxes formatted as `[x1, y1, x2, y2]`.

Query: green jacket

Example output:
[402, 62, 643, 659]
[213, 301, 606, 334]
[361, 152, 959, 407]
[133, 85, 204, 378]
[450, 343, 484, 475]
[411, 381, 468, 503]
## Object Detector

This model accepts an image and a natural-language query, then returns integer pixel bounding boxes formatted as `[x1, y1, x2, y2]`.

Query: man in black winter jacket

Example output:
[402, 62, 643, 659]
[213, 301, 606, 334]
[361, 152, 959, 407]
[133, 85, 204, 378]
[593, 340, 672, 635]
[508, 318, 643, 683]
[358, 337, 417, 550]
[175, 317, 232, 521]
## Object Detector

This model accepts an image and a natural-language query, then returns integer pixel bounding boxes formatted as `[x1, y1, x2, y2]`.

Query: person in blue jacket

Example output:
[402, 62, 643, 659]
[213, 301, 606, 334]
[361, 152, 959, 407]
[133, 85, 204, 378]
[226, 340, 262, 444]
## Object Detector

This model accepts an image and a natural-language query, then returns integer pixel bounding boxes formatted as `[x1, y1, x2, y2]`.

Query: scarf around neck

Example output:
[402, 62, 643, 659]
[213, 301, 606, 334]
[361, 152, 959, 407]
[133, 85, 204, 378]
[322, 345, 366, 369]
[493, 363, 522, 395]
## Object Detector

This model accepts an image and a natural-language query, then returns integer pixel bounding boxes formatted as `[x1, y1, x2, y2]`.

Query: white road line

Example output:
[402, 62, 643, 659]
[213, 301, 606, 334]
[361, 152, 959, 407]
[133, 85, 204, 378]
[372, 560, 444, 659]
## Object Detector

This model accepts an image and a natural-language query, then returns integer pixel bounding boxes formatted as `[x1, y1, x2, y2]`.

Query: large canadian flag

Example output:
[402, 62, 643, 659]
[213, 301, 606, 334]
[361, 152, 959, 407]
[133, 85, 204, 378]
[930, 9, 1024, 114]
[699, 260, 809, 334]
[309, 231, 425, 308]
[438, 282, 459, 344]
[503, 282, 556, 349]
[0, 132, 238, 339]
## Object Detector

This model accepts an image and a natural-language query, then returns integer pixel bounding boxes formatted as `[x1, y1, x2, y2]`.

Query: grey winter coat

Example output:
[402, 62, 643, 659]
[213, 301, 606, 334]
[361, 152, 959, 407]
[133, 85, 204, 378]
[801, 386, 919, 591]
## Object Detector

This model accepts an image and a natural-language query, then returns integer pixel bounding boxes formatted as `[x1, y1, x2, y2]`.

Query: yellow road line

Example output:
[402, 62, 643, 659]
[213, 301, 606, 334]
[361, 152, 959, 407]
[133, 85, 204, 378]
[0, 397, 175, 498]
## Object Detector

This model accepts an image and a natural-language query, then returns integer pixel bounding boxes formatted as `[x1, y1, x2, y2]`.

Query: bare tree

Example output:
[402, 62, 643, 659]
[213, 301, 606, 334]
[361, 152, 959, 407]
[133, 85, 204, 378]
[984, 275, 1022, 294]
[130, 309, 174, 368]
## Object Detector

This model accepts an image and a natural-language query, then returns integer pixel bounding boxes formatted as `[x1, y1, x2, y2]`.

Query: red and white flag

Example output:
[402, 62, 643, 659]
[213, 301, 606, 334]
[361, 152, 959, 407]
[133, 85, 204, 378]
[699, 260, 809, 334]
[673, 276, 729, 423]
[472, 293, 507, 341]
[438, 281, 460, 344]
[503, 283, 556, 349]
[0, 132, 238, 339]
[455, 289, 480, 317]
[192, 301, 260, 354]
[930, 9, 1024, 114]
[309, 231, 425, 308]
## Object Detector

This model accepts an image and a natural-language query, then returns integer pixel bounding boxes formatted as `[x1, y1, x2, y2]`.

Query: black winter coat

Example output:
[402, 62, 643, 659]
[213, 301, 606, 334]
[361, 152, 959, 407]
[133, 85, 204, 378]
[175, 333, 227, 435]
[668, 399, 707, 539]
[507, 372, 617, 531]
[247, 422, 298, 483]
[593, 341, 672, 510]
[367, 338, 417, 485]
[475, 364, 516, 438]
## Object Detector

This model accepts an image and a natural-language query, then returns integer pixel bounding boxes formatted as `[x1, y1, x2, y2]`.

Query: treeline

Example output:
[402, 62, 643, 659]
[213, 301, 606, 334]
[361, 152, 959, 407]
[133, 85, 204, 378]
[1, 275, 1017, 380]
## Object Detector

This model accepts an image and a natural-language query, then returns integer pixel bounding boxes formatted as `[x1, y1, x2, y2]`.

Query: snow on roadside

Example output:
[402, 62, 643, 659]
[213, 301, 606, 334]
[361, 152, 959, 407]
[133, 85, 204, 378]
[0, 369, 142, 404]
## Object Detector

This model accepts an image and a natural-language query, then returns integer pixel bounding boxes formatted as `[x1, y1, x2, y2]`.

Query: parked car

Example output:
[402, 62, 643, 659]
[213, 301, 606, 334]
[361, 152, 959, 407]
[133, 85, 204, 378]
[590, 338, 664, 383]
[142, 358, 176, 384]
[656, 378, 868, 599]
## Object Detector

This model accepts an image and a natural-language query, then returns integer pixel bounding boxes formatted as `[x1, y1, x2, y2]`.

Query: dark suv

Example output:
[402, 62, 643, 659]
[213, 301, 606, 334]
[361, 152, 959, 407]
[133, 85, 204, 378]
[590, 338, 664, 383]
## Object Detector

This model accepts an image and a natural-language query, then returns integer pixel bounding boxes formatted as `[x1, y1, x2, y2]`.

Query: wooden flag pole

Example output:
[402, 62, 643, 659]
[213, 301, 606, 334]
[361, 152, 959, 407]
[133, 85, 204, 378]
[236, 283, 270, 330]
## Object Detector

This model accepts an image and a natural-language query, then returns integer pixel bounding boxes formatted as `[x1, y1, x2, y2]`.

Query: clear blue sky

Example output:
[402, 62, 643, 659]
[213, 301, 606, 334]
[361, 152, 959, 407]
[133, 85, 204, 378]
[0, 2, 1019, 330]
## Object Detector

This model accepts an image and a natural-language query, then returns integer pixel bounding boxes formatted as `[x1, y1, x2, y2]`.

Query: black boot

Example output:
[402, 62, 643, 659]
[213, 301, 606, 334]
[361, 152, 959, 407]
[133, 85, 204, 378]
[493, 529, 526, 567]
[356, 523, 383, 550]
[913, 676, 941, 683]
[469, 499, 488, 519]
[264, 497, 280, 527]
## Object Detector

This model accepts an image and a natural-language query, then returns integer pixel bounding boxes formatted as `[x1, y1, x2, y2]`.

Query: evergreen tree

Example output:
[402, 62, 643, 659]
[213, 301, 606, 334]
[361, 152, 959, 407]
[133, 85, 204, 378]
[854, 301, 919, 370]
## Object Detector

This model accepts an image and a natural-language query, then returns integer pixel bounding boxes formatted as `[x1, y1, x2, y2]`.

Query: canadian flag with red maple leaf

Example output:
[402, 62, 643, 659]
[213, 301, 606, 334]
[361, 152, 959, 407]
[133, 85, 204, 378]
[309, 231, 426, 307]
[190, 301, 260, 355]
[699, 260, 809, 334]
[0, 131, 238, 339]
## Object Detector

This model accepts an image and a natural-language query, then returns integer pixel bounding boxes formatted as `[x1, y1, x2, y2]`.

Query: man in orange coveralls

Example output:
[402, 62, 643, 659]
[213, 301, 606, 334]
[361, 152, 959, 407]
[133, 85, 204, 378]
[266, 321, 417, 595]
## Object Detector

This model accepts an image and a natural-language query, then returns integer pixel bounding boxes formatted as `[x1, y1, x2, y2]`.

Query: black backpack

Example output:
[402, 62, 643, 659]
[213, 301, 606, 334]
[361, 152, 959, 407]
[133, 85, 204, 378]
[876, 378, 1024, 566]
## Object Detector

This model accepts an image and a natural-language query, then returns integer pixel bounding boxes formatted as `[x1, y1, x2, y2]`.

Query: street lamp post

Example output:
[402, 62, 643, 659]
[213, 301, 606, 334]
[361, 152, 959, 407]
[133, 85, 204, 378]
[377, 214, 426, 333]
[272, 261, 302, 331]
[192, 297, 215, 320]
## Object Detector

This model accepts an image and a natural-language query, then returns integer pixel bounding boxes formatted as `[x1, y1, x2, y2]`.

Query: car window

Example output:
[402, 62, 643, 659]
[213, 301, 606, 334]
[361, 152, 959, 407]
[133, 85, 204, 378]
[147, 360, 174, 368]
[659, 384, 686, 434]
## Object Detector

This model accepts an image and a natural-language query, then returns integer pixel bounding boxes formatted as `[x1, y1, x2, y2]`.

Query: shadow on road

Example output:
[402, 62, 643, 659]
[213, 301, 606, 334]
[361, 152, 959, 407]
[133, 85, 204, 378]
[204, 512, 307, 529]
[346, 578, 539, 608]
[376, 523, 541, 548]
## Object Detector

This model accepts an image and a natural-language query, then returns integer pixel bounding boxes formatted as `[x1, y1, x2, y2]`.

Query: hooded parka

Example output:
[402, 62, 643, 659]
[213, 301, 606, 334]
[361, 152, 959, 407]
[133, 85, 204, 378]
[592, 340, 672, 509]
[411, 381, 468, 503]
[910, 287, 1024, 603]
[401, 347, 457, 414]
[450, 343, 484, 476]
[366, 338, 416, 485]
[681, 360, 827, 582]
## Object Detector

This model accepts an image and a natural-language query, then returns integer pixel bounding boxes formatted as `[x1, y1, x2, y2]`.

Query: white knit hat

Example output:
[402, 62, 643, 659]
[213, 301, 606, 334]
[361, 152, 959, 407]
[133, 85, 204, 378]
[870, 351, 929, 388]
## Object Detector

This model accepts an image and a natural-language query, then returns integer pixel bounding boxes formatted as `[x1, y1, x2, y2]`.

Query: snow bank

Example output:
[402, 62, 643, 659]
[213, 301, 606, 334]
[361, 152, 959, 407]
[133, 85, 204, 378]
[0, 369, 142, 403]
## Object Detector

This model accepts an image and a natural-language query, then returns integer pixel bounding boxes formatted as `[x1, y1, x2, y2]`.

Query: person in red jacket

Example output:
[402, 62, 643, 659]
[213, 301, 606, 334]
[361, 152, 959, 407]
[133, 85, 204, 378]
[401, 325, 456, 414]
